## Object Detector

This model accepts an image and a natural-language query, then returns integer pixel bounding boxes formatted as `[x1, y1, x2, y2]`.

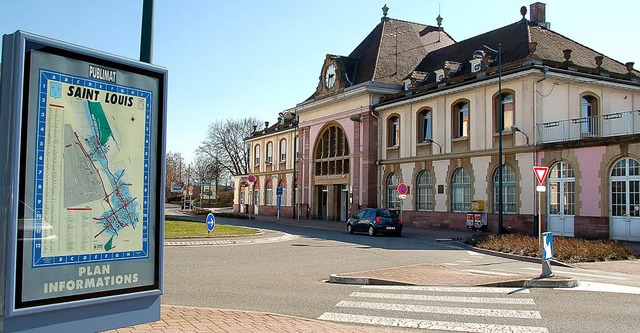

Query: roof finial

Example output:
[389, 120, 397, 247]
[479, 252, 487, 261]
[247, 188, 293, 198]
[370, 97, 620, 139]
[520, 6, 527, 20]
[436, 3, 443, 28]
[381, 4, 390, 22]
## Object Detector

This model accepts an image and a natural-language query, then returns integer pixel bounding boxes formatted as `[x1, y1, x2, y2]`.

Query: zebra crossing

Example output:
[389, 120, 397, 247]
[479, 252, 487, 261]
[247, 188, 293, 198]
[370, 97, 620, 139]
[318, 285, 548, 333]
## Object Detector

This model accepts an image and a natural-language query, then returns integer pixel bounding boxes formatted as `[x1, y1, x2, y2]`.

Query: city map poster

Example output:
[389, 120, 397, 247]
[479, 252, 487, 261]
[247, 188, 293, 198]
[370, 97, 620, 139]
[18, 50, 161, 306]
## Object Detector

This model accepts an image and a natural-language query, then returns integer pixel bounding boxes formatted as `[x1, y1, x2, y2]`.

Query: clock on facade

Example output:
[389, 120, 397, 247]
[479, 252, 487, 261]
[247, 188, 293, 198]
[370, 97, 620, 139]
[324, 63, 336, 88]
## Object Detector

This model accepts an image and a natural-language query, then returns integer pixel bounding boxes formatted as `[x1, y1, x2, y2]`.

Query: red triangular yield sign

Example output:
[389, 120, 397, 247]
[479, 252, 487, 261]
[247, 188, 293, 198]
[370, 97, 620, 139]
[533, 166, 550, 185]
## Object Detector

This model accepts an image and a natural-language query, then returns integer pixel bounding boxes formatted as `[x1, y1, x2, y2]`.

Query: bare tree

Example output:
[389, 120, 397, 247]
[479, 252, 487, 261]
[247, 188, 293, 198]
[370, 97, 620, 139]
[198, 117, 262, 176]
[165, 151, 185, 200]
[192, 153, 223, 200]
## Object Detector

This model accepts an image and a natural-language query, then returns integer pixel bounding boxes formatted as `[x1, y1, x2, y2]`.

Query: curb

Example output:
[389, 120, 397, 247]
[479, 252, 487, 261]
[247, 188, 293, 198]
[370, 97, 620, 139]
[328, 273, 580, 289]
[327, 274, 413, 286]
[456, 241, 576, 268]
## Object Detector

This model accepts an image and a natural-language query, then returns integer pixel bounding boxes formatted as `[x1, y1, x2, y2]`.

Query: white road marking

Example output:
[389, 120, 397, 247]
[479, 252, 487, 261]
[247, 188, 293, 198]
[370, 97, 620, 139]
[318, 312, 549, 333]
[457, 260, 474, 263]
[350, 292, 535, 305]
[443, 263, 460, 266]
[463, 269, 518, 276]
[164, 233, 297, 246]
[336, 300, 542, 319]
[467, 251, 484, 256]
[562, 282, 640, 294]
[361, 285, 530, 294]
[522, 267, 628, 280]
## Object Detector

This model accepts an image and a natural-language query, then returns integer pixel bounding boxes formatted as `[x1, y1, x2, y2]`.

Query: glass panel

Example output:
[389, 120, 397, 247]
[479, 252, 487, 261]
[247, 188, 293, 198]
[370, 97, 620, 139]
[549, 182, 560, 214]
[629, 159, 640, 176]
[630, 180, 640, 217]
[564, 181, 575, 215]
[421, 111, 432, 142]
[387, 173, 399, 209]
[457, 103, 470, 137]
[611, 180, 626, 216]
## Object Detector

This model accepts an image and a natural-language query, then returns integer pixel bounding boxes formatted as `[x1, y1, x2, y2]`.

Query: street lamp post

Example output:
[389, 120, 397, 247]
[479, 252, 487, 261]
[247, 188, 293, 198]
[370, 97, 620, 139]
[498, 43, 504, 234]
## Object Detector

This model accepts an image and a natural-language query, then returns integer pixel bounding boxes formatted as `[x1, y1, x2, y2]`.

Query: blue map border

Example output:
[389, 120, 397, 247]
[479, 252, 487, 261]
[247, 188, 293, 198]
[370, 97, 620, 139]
[33, 69, 152, 268]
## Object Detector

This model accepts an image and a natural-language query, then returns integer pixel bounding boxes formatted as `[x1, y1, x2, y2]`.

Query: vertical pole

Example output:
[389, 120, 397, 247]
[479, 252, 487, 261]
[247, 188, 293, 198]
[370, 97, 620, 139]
[538, 190, 542, 250]
[140, 0, 154, 63]
[498, 43, 504, 234]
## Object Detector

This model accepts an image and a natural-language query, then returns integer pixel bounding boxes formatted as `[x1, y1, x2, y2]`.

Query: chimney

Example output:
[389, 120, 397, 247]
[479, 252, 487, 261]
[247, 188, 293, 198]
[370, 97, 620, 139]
[530, 2, 548, 28]
[264, 121, 269, 129]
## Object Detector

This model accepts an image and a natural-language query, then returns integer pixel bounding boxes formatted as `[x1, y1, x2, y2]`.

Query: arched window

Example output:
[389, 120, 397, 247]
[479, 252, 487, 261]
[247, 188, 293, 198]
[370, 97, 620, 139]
[279, 139, 287, 162]
[265, 179, 273, 205]
[314, 125, 350, 176]
[453, 102, 469, 138]
[254, 145, 260, 165]
[451, 168, 471, 211]
[416, 170, 433, 210]
[386, 173, 400, 209]
[581, 94, 599, 136]
[418, 108, 432, 143]
[266, 142, 274, 164]
[494, 92, 514, 132]
[388, 115, 400, 147]
[493, 165, 516, 213]
[611, 158, 640, 217]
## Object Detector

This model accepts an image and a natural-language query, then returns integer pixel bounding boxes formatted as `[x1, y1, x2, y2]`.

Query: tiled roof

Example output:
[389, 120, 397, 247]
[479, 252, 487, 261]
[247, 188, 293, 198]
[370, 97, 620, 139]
[529, 26, 634, 75]
[409, 19, 639, 87]
[347, 18, 455, 85]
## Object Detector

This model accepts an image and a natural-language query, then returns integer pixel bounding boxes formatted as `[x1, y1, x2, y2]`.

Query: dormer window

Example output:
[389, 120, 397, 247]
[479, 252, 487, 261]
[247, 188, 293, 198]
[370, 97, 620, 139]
[434, 69, 445, 83]
[403, 80, 413, 91]
[470, 59, 483, 73]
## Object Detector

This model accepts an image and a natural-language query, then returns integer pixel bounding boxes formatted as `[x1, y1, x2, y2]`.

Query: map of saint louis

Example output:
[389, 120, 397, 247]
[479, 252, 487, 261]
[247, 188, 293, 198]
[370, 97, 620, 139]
[32, 69, 151, 267]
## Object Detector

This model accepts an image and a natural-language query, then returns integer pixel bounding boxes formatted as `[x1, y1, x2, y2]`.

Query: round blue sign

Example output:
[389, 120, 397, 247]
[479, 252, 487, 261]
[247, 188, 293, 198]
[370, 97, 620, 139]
[206, 213, 215, 232]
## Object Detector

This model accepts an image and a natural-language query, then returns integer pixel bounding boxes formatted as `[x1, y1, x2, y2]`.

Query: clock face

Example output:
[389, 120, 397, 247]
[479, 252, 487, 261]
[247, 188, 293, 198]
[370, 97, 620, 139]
[325, 64, 336, 88]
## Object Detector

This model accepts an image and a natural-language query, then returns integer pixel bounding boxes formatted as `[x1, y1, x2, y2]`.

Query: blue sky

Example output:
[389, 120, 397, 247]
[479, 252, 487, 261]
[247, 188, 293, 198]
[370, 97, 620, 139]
[2, 0, 639, 163]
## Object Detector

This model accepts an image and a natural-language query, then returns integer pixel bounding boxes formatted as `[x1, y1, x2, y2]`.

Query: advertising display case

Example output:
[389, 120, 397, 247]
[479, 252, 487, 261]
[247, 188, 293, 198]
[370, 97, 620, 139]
[0, 31, 166, 332]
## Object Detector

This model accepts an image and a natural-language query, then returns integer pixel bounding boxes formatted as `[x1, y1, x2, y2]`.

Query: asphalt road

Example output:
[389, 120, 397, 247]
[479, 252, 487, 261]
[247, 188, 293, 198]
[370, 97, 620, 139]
[162, 212, 640, 332]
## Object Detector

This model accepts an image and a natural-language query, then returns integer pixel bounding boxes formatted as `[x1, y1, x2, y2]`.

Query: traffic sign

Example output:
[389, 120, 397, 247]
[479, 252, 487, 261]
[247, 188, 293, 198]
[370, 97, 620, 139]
[248, 174, 256, 183]
[533, 166, 549, 185]
[398, 194, 407, 200]
[397, 183, 408, 195]
[276, 187, 283, 196]
[206, 213, 215, 233]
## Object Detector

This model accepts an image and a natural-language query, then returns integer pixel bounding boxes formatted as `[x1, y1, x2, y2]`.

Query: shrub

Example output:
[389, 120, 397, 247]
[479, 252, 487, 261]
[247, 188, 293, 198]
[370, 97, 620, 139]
[466, 233, 638, 263]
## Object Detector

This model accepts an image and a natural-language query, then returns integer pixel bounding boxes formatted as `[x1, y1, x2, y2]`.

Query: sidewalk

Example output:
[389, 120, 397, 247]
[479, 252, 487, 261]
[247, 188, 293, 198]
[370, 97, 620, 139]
[109, 214, 640, 332]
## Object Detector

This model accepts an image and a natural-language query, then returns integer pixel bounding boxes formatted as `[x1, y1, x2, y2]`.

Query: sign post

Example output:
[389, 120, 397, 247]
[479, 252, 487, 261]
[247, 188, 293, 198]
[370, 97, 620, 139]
[247, 174, 256, 219]
[533, 166, 550, 247]
[533, 166, 550, 277]
[397, 183, 408, 223]
[276, 187, 283, 221]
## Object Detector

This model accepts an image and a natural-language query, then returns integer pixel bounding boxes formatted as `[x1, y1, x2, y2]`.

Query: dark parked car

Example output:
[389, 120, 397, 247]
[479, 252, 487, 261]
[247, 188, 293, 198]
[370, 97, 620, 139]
[347, 208, 402, 236]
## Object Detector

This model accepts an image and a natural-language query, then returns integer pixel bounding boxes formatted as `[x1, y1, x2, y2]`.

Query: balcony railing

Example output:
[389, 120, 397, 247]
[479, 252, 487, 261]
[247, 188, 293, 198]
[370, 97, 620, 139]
[537, 110, 640, 144]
